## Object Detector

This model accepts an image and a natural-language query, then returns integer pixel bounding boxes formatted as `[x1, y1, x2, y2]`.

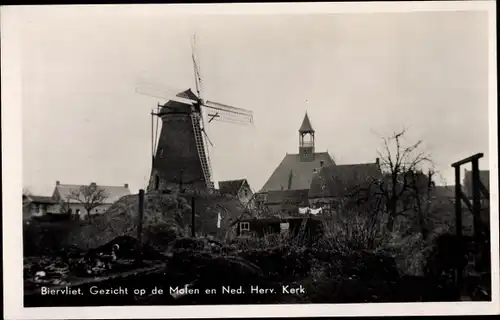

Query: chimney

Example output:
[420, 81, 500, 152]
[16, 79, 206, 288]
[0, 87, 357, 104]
[56, 181, 60, 186]
[320, 160, 324, 167]
[376, 158, 380, 166]
[124, 183, 129, 188]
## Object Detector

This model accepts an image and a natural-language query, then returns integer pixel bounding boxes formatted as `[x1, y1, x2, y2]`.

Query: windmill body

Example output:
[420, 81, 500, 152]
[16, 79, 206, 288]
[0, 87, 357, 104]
[147, 89, 211, 193]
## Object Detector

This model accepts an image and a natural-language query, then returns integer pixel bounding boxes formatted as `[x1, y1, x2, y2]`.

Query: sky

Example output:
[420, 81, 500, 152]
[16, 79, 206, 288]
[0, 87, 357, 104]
[19, 5, 492, 195]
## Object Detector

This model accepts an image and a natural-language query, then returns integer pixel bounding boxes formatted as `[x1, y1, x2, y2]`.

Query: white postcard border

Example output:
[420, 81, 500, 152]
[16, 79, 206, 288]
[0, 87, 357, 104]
[2, 1, 498, 318]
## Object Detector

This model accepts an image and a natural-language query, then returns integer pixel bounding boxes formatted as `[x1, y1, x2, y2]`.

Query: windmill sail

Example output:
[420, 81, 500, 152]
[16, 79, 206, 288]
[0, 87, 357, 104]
[204, 100, 254, 125]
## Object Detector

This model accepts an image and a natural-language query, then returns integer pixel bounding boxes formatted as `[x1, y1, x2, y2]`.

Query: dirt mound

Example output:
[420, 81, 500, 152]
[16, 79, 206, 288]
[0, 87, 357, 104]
[66, 192, 245, 251]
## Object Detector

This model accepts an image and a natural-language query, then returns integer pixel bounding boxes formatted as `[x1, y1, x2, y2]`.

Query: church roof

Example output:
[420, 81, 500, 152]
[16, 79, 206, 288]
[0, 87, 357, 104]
[299, 113, 314, 133]
[259, 152, 335, 192]
[309, 162, 382, 198]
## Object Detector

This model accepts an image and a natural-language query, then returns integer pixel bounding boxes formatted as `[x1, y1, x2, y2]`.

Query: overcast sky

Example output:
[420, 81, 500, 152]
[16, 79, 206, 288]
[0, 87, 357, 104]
[19, 5, 491, 195]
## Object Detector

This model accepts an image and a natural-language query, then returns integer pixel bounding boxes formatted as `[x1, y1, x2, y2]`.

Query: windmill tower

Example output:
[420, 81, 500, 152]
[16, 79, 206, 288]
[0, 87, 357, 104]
[136, 34, 254, 193]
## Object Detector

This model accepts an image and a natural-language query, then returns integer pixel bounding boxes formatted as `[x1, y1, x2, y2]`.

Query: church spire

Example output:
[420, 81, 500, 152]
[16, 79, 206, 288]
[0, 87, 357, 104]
[298, 112, 315, 162]
[299, 112, 314, 133]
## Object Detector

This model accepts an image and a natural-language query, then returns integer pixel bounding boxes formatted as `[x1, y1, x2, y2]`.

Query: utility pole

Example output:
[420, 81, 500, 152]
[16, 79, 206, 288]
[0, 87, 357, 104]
[137, 189, 145, 264]
[191, 195, 196, 238]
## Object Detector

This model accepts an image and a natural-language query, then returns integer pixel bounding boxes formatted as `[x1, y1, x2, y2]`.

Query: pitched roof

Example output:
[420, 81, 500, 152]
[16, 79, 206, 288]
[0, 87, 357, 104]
[463, 170, 489, 198]
[53, 183, 131, 204]
[218, 179, 248, 196]
[259, 152, 335, 192]
[26, 195, 57, 204]
[309, 162, 382, 198]
[299, 113, 314, 133]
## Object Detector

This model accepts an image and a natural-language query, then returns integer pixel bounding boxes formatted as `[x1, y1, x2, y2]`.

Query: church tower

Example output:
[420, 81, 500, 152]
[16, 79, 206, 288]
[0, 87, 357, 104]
[298, 112, 315, 162]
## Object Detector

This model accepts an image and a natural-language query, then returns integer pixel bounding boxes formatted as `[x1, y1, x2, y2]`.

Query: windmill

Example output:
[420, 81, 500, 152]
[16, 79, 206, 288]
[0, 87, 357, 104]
[136, 34, 254, 193]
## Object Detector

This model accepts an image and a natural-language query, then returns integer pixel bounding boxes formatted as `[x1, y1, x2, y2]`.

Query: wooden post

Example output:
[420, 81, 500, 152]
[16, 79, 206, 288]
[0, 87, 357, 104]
[151, 111, 154, 168]
[191, 196, 196, 238]
[137, 189, 145, 263]
[454, 166, 463, 288]
[454, 168, 463, 239]
[471, 159, 482, 242]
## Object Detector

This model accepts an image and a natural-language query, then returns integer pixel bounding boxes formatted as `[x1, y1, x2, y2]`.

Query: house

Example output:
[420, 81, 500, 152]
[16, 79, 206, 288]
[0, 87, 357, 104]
[52, 181, 131, 219]
[22, 194, 59, 220]
[218, 179, 254, 206]
[257, 113, 335, 205]
[235, 216, 325, 242]
[308, 160, 382, 213]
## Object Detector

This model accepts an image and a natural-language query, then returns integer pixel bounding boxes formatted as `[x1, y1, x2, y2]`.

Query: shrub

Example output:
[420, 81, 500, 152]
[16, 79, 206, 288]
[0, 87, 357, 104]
[319, 210, 393, 253]
[23, 220, 84, 256]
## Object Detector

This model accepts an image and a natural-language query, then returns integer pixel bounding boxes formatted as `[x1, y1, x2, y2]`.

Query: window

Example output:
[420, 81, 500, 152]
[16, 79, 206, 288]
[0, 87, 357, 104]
[244, 189, 248, 197]
[304, 150, 308, 157]
[240, 222, 250, 232]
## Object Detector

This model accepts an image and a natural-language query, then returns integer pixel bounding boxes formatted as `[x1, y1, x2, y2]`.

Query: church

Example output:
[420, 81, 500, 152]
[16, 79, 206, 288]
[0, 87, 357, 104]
[256, 113, 381, 214]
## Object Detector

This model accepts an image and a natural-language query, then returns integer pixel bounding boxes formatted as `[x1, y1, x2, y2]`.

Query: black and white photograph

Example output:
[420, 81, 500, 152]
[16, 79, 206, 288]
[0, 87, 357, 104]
[2, 1, 498, 318]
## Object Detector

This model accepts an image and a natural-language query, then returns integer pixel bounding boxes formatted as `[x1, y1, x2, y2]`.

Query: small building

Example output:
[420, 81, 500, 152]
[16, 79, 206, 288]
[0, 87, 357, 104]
[22, 195, 58, 220]
[235, 216, 325, 241]
[218, 179, 254, 206]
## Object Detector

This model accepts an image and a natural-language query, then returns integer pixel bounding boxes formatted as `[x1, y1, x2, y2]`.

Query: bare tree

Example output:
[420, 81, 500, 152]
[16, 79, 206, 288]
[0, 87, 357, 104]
[58, 199, 73, 216]
[375, 128, 433, 232]
[67, 183, 108, 223]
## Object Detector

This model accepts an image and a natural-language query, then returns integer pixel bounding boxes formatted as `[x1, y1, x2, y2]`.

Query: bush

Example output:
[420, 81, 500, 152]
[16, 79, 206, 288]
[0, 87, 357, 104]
[319, 210, 393, 253]
[23, 220, 84, 256]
